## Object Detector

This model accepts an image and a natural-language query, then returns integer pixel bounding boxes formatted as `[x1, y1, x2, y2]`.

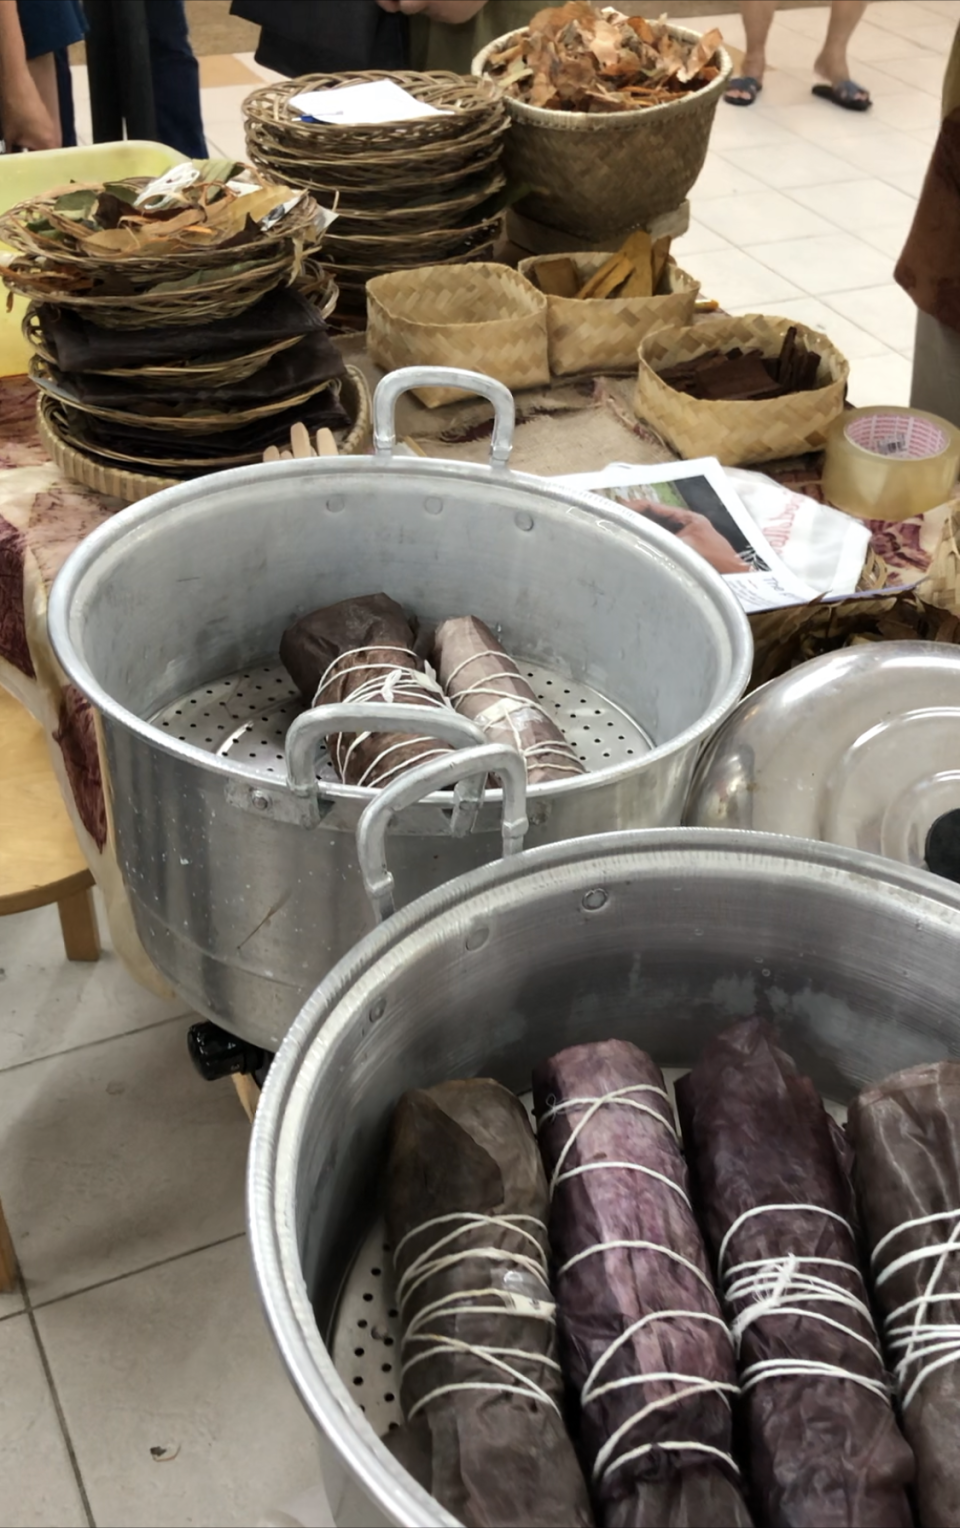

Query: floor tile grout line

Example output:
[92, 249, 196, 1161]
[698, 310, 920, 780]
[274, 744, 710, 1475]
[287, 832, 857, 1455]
[0, 1009, 196, 1076]
[28, 1230, 249, 1313]
[21, 1281, 97, 1528]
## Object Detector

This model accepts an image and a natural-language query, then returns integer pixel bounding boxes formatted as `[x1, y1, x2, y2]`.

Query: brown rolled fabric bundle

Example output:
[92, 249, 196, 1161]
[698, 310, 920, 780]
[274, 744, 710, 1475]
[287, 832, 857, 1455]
[675, 1019, 914, 1528]
[385, 1079, 595, 1528]
[279, 592, 454, 788]
[433, 616, 584, 784]
[849, 1060, 960, 1528]
[532, 1040, 753, 1528]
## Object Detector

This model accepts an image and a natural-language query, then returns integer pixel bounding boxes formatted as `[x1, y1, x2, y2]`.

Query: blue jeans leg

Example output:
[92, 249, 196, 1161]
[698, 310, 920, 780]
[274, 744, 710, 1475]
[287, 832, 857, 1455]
[143, 0, 207, 158]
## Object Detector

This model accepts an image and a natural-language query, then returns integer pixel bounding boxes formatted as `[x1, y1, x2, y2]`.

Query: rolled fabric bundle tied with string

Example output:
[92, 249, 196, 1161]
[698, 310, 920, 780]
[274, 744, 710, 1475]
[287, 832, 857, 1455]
[675, 1018, 914, 1528]
[433, 617, 585, 784]
[279, 592, 455, 788]
[532, 1040, 753, 1528]
[848, 1060, 960, 1528]
[385, 1079, 595, 1528]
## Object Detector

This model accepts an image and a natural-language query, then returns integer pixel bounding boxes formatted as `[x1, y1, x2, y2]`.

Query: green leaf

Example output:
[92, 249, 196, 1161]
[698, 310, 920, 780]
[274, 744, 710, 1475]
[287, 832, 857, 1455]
[194, 157, 242, 184]
[52, 188, 98, 219]
[101, 182, 141, 205]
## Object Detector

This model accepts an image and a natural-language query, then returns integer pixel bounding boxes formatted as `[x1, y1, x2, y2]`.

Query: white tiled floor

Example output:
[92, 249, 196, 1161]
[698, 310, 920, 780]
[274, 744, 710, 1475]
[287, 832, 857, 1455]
[5, 4, 958, 1524]
[669, 0, 957, 406]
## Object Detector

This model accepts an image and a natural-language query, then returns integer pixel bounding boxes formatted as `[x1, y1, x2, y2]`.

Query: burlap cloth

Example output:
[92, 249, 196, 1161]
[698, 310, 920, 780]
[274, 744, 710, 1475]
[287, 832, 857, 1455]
[0, 343, 955, 999]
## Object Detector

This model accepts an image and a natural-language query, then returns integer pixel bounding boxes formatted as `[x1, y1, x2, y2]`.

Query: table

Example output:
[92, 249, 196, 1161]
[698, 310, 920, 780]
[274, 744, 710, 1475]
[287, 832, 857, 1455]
[0, 355, 951, 1000]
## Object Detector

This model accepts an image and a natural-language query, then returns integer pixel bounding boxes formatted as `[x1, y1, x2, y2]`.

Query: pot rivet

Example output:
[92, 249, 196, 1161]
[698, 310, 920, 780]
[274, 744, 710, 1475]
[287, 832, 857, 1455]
[251, 791, 270, 812]
[582, 888, 608, 912]
[327, 495, 345, 513]
[465, 926, 489, 951]
[369, 998, 387, 1023]
[424, 496, 443, 515]
[515, 511, 534, 532]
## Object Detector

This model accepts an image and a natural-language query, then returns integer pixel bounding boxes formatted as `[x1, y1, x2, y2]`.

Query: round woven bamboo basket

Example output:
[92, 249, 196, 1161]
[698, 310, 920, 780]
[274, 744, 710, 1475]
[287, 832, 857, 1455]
[38, 365, 371, 503]
[473, 25, 732, 239]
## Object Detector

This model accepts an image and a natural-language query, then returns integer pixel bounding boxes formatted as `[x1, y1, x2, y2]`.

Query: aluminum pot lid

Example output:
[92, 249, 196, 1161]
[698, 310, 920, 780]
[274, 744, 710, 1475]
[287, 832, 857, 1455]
[685, 641, 960, 881]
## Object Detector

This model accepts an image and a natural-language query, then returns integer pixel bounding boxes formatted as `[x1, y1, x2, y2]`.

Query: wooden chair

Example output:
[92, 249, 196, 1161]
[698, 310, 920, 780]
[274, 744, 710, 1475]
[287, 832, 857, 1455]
[0, 687, 102, 1293]
[0, 686, 100, 961]
[0, 1196, 16, 1293]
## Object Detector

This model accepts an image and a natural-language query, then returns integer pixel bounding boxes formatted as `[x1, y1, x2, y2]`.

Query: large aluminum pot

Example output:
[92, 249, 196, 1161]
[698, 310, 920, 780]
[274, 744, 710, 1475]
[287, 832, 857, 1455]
[48, 366, 750, 1052]
[248, 823, 960, 1527]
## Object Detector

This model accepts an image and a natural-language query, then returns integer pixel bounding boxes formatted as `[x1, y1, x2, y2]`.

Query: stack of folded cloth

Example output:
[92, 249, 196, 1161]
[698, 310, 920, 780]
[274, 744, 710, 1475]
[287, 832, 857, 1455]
[1, 159, 350, 480]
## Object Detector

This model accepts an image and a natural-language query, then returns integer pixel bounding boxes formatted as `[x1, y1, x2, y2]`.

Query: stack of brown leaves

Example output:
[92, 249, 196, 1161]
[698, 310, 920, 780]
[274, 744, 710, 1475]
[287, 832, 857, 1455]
[657, 325, 823, 402]
[483, 3, 722, 112]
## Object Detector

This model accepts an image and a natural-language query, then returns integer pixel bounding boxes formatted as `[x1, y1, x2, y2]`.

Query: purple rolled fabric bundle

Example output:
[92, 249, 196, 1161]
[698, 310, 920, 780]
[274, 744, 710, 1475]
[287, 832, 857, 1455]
[533, 1039, 753, 1528]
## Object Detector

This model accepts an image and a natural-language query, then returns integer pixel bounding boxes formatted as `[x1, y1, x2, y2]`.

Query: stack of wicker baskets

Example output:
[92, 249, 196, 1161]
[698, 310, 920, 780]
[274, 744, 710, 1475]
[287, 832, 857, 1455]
[243, 72, 509, 330]
[0, 162, 368, 498]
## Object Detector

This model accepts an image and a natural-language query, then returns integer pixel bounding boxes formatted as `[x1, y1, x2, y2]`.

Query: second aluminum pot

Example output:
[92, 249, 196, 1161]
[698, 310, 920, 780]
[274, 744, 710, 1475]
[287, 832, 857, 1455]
[48, 366, 750, 1051]
[248, 821, 960, 1527]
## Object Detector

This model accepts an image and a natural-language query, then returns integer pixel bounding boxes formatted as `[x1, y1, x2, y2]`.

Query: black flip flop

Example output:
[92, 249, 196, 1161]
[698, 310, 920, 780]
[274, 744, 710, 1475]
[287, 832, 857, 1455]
[812, 79, 871, 111]
[724, 75, 762, 107]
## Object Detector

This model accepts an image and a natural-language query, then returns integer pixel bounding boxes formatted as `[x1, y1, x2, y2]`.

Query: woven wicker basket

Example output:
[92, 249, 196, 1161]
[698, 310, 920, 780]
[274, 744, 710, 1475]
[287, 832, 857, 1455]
[517, 252, 699, 377]
[473, 26, 731, 239]
[635, 314, 850, 466]
[37, 365, 371, 502]
[366, 263, 550, 407]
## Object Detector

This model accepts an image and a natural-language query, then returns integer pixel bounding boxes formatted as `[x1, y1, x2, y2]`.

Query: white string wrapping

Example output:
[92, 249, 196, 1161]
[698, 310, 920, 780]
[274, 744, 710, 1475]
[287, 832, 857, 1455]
[443, 647, 583, 777]
[313, 646, 452, 787]
[544, 1082, 740, 1484]
[395, 1211, 561, 1421]
[717, 1203, 888, 1400]
[872, 1206, 960, 1411]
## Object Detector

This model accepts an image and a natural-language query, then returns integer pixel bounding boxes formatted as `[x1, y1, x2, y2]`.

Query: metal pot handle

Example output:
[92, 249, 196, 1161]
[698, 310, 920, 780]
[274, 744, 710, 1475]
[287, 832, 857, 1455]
[372, 366, 515, 468]
[285, 701, 490, 831]
[357, 743, 529, 924]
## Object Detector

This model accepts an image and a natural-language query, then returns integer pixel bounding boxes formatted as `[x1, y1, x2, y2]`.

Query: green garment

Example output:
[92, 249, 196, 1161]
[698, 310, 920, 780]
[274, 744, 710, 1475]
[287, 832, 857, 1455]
[408, 1, 544, 75]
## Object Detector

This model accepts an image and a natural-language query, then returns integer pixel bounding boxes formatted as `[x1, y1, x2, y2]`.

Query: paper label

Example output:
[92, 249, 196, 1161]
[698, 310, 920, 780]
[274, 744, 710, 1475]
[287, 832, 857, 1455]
[289, 79, 451, 126]
[501, 1292, 556, 1319]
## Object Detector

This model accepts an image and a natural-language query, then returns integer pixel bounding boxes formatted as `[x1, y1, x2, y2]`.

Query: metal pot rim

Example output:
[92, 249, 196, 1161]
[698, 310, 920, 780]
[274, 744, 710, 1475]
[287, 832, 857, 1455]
[48, 453, 753, 804]
[247, 827, 960, 1528]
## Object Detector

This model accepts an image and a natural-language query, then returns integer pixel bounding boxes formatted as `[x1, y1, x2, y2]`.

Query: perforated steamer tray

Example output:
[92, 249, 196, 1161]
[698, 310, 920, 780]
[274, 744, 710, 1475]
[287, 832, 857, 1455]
[150, 657, 653, 777]
[328, 1075, 849, 1445]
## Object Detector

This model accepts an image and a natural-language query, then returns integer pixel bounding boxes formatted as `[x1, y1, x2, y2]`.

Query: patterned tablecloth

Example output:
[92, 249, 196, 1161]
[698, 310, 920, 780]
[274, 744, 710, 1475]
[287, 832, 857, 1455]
[0, 355, 950, 998]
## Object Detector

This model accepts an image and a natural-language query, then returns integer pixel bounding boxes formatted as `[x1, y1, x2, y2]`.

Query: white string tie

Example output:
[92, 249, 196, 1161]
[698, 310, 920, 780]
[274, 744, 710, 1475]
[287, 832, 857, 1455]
[395, 1211, 560, 1420]
[872, 1207, 960, 1410]
[312, 646, 452, 785]
[543, 1084, 739, 1484]
[443, 648, 583, 776]
[717, 1203, 887, 1398]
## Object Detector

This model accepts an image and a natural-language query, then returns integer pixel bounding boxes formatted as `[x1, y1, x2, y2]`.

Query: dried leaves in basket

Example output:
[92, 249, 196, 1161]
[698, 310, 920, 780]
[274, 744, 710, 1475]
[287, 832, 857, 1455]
[657, 326, 822, 402]
[848, 1062, 960, 1528]
[675, 1019, 915, 1527]
[532, 1041, 752, 1527]
[385, 1079, 595, 1527]
[483, 4, 723, 112]
[748, 590, 960, 691]
[279, 592, 455, 789]
[0, 159, 329, 264]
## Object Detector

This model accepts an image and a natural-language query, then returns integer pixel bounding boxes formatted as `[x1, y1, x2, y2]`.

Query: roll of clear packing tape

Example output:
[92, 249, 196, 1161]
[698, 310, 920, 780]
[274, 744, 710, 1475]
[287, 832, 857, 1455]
[823, 405, 960, 522]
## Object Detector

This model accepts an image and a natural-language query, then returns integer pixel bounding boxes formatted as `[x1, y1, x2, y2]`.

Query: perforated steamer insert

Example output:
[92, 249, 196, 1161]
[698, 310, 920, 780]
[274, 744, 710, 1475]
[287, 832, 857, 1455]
[150, 657, 653, 777]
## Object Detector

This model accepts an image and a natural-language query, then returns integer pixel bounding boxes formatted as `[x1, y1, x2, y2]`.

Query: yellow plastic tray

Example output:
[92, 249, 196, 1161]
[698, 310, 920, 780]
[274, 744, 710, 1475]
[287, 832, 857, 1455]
[0, 140, 185, 377]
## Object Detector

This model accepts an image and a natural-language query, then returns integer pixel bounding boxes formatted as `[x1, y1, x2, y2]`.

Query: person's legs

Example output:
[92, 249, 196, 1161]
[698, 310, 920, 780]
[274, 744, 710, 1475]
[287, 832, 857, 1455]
[25, 48, 59, 138]
[725, 1, 776, 104]
[143, 0, 207, 158]
[911, 310, 960, 430]
[815, 1, 869, 87]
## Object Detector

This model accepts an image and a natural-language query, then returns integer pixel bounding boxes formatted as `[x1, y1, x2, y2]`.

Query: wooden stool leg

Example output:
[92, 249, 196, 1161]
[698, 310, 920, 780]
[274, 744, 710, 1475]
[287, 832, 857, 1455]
[57, 884, 101, 962]
[0, 1195, 17, 1294]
